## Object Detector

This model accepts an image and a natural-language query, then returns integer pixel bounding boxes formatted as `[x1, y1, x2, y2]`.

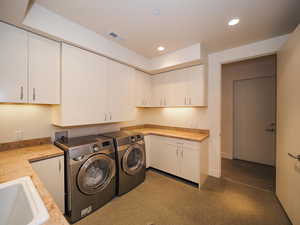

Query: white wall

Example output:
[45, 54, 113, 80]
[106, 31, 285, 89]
[0, 104, 53, 143]
[0, 104, 144, 143]
[0, 104, 208, 143]
[141, 108, 209, 129]
[208, 34, 289, 178]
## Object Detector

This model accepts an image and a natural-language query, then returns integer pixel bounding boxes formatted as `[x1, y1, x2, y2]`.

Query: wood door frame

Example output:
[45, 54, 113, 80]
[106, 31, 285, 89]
[233, 75, 276, 162]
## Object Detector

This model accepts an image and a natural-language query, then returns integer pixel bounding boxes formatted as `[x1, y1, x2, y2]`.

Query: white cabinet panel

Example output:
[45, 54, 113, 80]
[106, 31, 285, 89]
[135, 70, 152, 107]
[0, 22, 28, 103]
[28, 33, 60, 104]
[31, 155, 65, 213]
[144, 135, 151, 168]
[58, 44, 108, 126]
[179, 146, 200, 183]
[148, 65, 207, 107]
[145, 135, 208, 184]
[187, 65, 206, 106]
[54, 43, 136, 126]
[151, 74, 164, 107]
[149, 135, 178, 175]
[107, 60, 135, 122]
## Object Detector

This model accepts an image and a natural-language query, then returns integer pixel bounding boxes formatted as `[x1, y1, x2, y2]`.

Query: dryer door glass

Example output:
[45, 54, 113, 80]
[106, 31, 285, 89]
[122, 144, 145, 175]
[77, 154, 116, 195]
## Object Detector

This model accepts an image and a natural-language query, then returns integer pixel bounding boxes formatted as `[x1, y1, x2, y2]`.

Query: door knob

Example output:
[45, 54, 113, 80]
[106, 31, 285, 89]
[265, 128, 275, 132]
[288, 153, 300, 161]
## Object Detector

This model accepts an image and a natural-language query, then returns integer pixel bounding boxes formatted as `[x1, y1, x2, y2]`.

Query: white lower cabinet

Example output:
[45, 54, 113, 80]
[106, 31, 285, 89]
[144, 135, 151, 168]
[146, 135, 208, 185]
[31, 155, 65, 213]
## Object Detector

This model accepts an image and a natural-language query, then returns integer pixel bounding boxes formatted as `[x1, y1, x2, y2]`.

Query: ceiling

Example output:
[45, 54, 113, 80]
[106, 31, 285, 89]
[35, 0, 300, 58]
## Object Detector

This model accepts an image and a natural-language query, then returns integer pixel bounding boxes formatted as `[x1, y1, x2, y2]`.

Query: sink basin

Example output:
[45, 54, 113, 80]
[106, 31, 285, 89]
[0, 176, 49, 225]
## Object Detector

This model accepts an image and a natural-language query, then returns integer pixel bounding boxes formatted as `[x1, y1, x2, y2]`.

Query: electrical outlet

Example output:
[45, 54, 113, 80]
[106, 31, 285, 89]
[15, 129, 23, 141]
[54, 130, 69, 141]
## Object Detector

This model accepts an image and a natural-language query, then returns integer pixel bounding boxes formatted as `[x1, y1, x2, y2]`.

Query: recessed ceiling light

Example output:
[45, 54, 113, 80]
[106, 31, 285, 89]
[152, 8, 160, 16]
[228, 18, 240, 26]
[157, 46, 165, 51]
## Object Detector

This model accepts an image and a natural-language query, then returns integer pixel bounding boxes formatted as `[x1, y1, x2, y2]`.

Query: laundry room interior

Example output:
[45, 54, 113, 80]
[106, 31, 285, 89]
[0, 1, 300, 225]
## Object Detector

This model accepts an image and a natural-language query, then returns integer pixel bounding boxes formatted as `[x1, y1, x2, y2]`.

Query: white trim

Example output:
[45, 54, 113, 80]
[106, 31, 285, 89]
[207, 34, 289, 178]
[221, 152, 233, 160]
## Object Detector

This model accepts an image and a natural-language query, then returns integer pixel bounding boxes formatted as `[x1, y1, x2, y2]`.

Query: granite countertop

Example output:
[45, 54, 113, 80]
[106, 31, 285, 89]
[0, 144, 69, 225]
[123, 125, 209, 142]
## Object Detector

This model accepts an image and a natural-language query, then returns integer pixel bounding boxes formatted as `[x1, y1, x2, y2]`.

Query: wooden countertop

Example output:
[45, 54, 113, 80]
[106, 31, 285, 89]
[123, 125, 209, 142]
[0, 144, 69, 225]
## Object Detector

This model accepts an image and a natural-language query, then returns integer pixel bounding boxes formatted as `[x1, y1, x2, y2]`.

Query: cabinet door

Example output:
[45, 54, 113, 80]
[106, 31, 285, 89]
[187, 65, 207, 106]
[31, 156, 65, 213]
[135, 70, 152, 107]
[144, 135, 151, 168]
[134, 70, 144, 106]
[151, 74, 164, 107]
[179, 146, 200, 183]
[167, 69, 188, 106]
[0, 22, 28, 103]
[60, 44, 108, 126]
[28, 33, 60, 104]
[149, 136, 178, 176]
[107, 60, 135, 122]
[151, 73, 171, 107]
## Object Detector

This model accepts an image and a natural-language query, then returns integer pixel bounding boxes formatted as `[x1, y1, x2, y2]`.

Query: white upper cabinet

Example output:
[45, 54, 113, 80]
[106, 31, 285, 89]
[28, 33, 60, 104]
[107, 60, 135, 122]
[186, 65, 207, 106]
[135, 70, 152, 107]
[0, 22, 60, 104]
[0, 22, 28, 103]
[53, 43, 136, 126]
[54, 44, 108, 126]
[148, 65, 207, 107]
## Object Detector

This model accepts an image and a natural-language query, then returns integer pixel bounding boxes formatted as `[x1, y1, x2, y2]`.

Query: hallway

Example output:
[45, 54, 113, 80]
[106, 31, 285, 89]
[221, 158, 275, 191]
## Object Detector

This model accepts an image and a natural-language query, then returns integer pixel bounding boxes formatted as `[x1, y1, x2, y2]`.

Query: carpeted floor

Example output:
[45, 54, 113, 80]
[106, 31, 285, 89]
[221, 158, 275, 191]
[75, 169, 290, 225]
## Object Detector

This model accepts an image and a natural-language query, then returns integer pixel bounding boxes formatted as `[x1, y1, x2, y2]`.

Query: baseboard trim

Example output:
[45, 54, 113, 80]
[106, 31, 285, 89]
[222, 152, 233, 159]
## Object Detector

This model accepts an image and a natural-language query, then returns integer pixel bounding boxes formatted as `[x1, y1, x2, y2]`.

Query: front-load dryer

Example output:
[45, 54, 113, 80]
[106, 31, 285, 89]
[99, 131, 146, 196]
[55, 135, 116, 223]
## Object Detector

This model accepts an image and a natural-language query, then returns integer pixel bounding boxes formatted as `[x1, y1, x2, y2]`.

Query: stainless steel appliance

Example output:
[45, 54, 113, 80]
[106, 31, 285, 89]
[55, 135, 116, 223]
[98, 131, 146, 195]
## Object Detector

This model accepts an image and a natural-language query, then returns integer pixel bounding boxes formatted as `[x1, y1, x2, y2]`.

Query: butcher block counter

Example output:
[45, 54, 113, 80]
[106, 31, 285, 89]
[0, 144, 69, 225]
[122, 124, 209, 142]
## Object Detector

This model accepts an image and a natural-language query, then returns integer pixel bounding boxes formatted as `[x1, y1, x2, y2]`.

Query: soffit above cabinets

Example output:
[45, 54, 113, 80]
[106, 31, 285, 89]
[35, 0, 300, 58]
[2, 0, 299, 74]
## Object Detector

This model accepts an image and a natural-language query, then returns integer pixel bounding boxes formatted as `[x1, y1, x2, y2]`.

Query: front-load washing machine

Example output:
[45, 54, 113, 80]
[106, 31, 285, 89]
[99, 131, 146, 196]
[55, 135, 116, 223]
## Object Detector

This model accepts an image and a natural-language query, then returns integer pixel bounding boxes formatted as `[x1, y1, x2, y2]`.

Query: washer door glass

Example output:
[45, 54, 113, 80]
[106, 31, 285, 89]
[77, 154, 115, 195]
[122, 144, 145, 176]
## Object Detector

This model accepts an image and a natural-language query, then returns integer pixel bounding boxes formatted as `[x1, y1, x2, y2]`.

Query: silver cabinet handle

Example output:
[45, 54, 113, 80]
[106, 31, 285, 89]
[184, 96, 186, 105]
[288, 153, 300, 161]
[265, 128, 275, 132]
[33, 88, 36, 101]
[181, 149, 183, 158]
[109, 112, 112, 120]
[104, 113, 107, 121]
[20, 86, 24, 100]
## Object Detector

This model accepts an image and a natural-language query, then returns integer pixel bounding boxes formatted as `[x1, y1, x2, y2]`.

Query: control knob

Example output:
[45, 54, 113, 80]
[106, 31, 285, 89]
[93, 144, 100, 152]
